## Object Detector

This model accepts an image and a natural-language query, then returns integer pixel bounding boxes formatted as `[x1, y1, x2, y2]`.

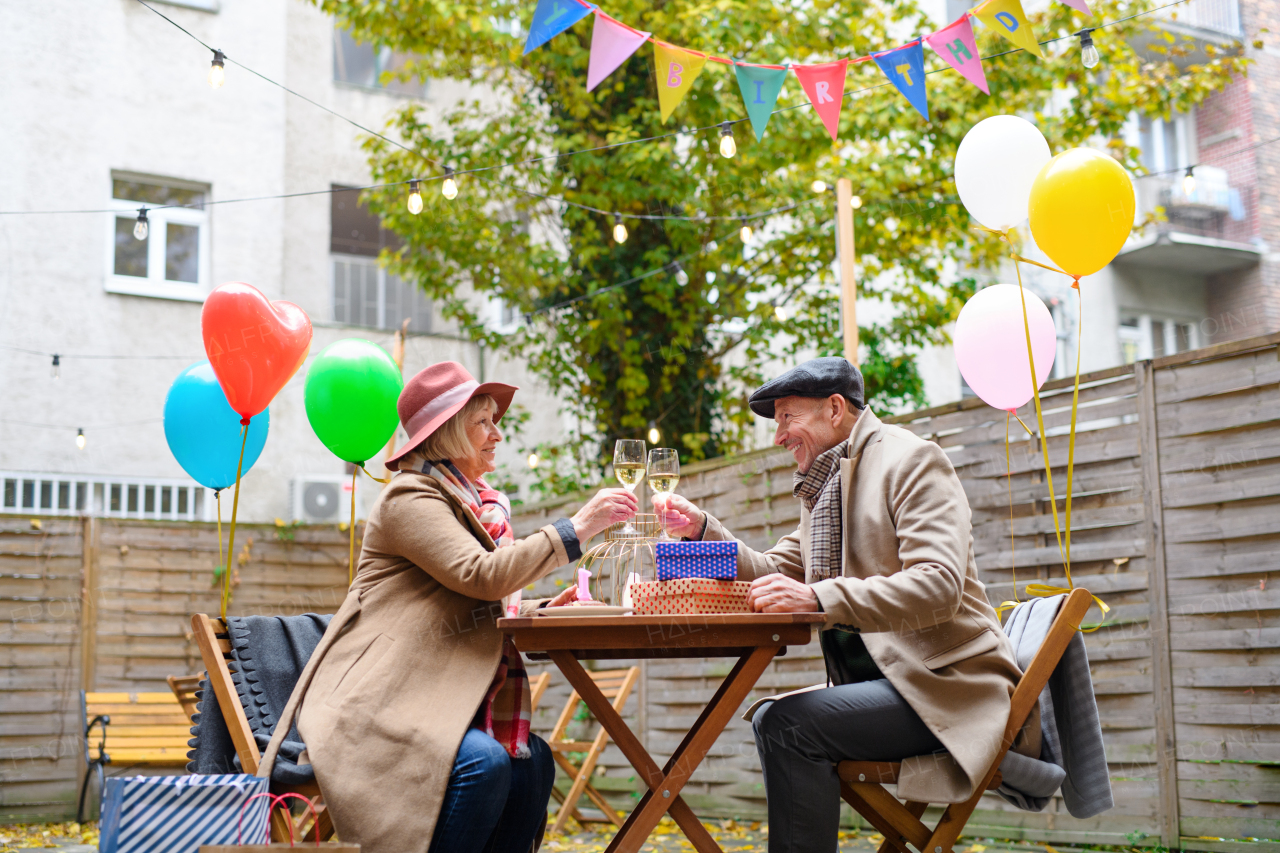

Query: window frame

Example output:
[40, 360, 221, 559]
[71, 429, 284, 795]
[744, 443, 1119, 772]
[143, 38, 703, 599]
[105, 174, 211, 302]
[330, 253, 433, 333]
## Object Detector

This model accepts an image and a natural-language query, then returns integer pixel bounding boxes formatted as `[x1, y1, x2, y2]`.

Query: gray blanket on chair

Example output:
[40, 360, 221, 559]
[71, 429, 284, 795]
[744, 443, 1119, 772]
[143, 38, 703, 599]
[186, 613, 332, 785]
[996, 595, 1113, 818]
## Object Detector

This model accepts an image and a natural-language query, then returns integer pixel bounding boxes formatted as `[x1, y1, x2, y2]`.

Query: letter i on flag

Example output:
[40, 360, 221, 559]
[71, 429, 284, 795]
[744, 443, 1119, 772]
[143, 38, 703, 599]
[733, 64, 788, 141]
[654, 42, 708, 122]
[924, 16, 988, 94]
[873, 41, 929, 121]
[587, 13, 650, 91]
[793, 60, 849, 142]
[973, 0, 1043, 58]
[524, 0, 594, 55]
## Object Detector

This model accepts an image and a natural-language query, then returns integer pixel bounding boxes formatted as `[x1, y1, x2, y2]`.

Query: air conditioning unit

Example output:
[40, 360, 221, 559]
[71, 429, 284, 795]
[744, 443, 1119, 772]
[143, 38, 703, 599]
[291, 475, 366, 524]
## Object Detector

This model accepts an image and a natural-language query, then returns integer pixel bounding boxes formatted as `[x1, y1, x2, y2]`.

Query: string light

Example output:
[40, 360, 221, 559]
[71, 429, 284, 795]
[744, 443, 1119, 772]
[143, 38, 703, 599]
[208, 49, 226, 88]
[740, 217, 753, 243]
[407, 179, 423, 214]
[811, 180, 828, 194]
[76, 428, 86, 450]
[850, 195, 863, 209]
[718, 122, 736, 158]
[613, 214, 628, 244]
[775, 305, 787, 321]
[707, 286, 720, 304]
[1077, 29, 1099, 69]
[441, 167, 458, 200]
[674, 263, 689, 287]
[527, 452, 539, 468]
[647, 422, 660, 443]
[51, 354, 60, 379]
[133, 209, 149, 241]
[1183, 166, 1196, 197]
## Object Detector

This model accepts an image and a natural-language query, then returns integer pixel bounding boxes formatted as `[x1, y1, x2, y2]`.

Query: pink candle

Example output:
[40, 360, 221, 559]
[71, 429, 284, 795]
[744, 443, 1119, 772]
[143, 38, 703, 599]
[577, 567, 592, 601]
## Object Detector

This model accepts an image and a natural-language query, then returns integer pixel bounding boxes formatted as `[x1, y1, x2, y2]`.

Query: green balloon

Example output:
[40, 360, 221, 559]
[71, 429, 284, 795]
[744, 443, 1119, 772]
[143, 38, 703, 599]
[304, 339, 403, 464]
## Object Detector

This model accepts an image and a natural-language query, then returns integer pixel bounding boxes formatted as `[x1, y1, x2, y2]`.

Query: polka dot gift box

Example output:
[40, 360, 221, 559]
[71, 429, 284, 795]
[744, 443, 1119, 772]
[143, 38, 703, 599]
[630, 578, 752, 615]
[654, 540, 737, 581]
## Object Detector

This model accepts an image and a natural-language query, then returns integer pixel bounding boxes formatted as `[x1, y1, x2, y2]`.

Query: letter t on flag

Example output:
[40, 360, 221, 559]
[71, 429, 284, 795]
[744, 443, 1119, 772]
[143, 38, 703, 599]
[924, 16, 988, 94]
[793, 60, 849, 142]
[733, 64, 788, 142]
[873, 40, 929, 120]
[524, 0, 594, 55]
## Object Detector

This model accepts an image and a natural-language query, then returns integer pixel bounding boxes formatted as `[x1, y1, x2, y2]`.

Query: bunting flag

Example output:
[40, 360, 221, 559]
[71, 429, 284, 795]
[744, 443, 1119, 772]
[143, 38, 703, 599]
[587, 13, 650, 91]
[733, 64, 788, 141]
[873, 40, 929, 120]
[924, 16, 988, 94]
[973, 0, 1043, 58]
[524, 0, 594, 55]
[1058, 0, 1092, 15]
[654, 42, 708, 122]
[793, 60, 849, 141]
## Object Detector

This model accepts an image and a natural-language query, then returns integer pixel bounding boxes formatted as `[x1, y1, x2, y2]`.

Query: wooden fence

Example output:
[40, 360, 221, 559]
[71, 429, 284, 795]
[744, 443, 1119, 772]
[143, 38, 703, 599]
[2, 333, 1278, 850]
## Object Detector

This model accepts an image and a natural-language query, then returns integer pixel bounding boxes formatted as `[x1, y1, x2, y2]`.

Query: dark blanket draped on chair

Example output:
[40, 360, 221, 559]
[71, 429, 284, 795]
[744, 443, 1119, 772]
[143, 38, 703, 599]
[187, 613, 332, 784]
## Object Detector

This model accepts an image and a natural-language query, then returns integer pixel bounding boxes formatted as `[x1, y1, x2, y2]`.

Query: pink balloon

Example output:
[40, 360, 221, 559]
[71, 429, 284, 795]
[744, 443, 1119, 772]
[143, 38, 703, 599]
[954, 284, 1057, 412]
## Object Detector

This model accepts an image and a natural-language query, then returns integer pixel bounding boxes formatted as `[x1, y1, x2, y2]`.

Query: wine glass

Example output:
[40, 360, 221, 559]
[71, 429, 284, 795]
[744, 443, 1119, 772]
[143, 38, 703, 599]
[648, 448, 680, 540]
[613, 439, 647, 535]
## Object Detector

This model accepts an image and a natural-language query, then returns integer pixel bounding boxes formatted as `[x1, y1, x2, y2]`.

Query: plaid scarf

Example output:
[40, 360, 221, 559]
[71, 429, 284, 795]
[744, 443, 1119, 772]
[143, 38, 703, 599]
[401, 452, 532, 759]
[793, 439, 850, 582]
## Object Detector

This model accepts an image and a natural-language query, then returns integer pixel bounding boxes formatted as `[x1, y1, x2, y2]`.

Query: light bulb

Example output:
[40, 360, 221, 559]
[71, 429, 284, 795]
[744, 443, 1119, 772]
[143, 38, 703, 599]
[527, 452, 539, 468]
[1183, 166, 1196, 197]
[1077, 30, 1099, 69]
[647, 425, 660, 444]
[76, 428, 86, 450]
[851, 195, 863, 209]
[707, 286, 719, 304]
[775, 305, 787, 321]
[407, 179, 423, 214]
[209, 50, 226, 89]
[133, 209, 149, 241]
[51, 354, 60, 380]
[740, 219, 753, 243]
[811, 180, 828, 194]
[718, 122, 736, 159]
[674, 265, 689, 286]
[442, 168, 458, 200]
[613, 214, 628, 244]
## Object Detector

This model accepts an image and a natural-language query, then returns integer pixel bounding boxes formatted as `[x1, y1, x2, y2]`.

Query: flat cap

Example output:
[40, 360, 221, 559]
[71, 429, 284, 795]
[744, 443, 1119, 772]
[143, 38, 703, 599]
[748, 357, 865, 418]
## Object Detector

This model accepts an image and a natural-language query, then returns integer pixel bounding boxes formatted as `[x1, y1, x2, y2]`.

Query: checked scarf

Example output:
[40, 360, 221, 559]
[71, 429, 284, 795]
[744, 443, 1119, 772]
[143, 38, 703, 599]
[402, 451, 532, 759]
[793, 439, 851, 582]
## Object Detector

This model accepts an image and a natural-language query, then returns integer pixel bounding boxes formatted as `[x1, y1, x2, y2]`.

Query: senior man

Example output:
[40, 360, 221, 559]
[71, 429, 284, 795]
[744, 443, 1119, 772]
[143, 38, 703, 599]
[657, 357, 1034, 853]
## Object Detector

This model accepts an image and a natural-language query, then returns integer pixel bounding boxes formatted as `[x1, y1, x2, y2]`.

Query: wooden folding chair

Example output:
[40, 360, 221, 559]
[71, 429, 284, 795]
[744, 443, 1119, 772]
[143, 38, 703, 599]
[167, 672, 205, 720]
[546, 665, 640, 835]
[529, 671, 552, 712]
[191, 614, 336, 843]
[836, 588, 1092, 853]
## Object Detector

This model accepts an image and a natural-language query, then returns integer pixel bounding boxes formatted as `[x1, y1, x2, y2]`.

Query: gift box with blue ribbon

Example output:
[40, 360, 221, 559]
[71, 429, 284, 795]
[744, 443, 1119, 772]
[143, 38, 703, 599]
[654, 540, 737, 581]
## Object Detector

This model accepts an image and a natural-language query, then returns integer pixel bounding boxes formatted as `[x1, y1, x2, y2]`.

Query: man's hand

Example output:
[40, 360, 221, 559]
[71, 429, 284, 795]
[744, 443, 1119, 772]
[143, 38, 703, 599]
[748, 573, 820, 613]
[652, 493, 706, 540]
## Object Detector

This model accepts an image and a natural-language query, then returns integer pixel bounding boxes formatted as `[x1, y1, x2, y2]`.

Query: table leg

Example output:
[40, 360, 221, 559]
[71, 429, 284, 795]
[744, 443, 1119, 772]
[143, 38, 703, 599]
[550, 648, 778, 853]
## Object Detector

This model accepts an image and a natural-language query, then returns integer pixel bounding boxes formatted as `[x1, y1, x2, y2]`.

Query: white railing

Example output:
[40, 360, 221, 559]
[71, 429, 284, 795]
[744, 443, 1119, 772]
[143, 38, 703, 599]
[0, 470, 212, 521]
[1161, 0, 1241, 36]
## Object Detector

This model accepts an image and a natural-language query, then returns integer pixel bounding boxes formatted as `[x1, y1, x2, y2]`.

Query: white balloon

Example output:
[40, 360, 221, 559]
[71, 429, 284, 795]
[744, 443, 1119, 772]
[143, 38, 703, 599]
[954, 115, 1052, 233]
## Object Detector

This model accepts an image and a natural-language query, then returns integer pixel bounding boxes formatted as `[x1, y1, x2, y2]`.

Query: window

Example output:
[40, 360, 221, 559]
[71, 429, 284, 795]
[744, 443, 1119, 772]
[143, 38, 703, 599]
[1, 471, 210, 520]
[333, 27, 428, 98]
[330, 186, 432, 332]
[1118, 314, 1201, 363]
[108, 174, 210, 301]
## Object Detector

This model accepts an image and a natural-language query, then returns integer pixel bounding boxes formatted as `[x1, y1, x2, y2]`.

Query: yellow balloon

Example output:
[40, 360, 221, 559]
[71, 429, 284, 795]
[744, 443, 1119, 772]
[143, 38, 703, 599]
[1028, 148, 1135, 278]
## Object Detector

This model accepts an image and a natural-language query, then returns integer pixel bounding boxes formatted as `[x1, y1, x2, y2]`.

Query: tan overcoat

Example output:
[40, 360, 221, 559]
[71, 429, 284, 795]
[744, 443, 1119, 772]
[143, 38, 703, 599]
[705, 409, 1036, 804]
[257, 473, 571, 852]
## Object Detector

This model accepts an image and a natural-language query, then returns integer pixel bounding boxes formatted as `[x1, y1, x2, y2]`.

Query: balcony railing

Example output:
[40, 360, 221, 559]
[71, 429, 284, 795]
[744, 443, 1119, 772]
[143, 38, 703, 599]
[1158, 0, 1241, 37]
[1135, 165, 1251, 242]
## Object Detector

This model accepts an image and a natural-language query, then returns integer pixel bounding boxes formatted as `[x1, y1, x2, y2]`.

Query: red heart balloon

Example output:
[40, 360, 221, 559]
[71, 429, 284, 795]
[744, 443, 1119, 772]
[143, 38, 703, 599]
[201, 282, 312, 420]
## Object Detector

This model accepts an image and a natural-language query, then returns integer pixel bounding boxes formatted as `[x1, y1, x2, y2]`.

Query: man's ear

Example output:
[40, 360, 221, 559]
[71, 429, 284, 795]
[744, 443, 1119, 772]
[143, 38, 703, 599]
[828, 394, 847, 426]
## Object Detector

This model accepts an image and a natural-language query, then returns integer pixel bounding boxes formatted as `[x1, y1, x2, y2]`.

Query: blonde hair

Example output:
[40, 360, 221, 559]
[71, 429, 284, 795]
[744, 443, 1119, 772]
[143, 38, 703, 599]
[416, 394, 497, 463]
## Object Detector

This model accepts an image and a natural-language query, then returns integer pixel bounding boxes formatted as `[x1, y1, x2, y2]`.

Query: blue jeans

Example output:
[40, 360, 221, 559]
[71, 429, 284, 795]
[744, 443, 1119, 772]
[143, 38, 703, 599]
[428, 730, 554, 853]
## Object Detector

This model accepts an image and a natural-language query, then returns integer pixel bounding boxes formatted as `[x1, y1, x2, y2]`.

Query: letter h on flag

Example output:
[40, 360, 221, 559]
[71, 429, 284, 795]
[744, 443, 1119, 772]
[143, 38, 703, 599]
[873, 40, 929, 121]
[924, 16, 988, 94]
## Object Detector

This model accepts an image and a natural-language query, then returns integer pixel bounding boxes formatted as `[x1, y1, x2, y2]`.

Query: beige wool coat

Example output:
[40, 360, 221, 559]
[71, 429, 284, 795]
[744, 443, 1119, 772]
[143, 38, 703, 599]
[257, 472, 571, 852]
[705, 409, 1037, 804]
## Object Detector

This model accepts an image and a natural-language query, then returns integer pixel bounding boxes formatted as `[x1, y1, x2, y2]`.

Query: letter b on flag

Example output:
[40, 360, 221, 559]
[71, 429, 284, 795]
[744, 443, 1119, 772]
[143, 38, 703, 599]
[667, 62, 683, 87]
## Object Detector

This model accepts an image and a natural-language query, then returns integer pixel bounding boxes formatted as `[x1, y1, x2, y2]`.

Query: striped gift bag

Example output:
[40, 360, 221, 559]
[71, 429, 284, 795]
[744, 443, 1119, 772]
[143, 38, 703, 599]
[99, 774, 270, 853]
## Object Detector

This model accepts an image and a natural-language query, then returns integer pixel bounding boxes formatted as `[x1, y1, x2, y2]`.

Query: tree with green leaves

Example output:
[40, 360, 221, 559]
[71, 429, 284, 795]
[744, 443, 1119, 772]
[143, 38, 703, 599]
[321, 0, 1249, 497]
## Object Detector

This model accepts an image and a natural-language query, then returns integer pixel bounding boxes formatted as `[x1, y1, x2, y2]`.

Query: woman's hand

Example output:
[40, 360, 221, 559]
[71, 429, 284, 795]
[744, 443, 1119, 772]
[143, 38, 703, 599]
[571, 488, 639, 544]
[545, 584, 579, 608]
[652, 493, 706, 540]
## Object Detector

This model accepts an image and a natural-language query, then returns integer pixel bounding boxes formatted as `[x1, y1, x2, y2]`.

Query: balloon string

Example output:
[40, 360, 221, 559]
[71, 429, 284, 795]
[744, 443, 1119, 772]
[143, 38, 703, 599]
[996, 412, 1020, 622]
[1063, 281, 1084, 580]
[215, 490, 224, 596]
[360, 466, 392, 484]
[349, 467, 358, 586]
[1011, 253, 1070, 277]
[221, 423, 250, 620]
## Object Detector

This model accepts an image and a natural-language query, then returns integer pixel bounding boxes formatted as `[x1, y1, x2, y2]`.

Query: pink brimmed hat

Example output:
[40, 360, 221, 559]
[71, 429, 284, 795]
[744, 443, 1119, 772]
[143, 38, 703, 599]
[385, 361, 518, 471]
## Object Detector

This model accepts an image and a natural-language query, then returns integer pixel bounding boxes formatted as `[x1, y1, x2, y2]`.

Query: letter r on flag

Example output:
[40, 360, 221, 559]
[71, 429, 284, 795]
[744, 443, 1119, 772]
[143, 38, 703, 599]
[815, 81, 833, 103]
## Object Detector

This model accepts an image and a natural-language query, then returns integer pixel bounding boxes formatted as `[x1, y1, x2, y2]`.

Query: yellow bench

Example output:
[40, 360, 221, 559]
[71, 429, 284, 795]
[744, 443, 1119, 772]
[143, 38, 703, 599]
[79, 690, 194, 820]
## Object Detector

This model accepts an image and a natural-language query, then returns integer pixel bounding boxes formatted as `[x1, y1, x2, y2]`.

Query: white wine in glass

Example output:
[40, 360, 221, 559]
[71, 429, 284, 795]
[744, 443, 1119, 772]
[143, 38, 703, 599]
[614, 439, 647, 534]
[648, 448, 680, 540]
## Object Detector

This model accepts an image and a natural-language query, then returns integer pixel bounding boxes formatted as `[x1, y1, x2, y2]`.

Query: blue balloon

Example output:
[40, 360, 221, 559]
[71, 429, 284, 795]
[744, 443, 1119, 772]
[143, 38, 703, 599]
[164, 361, 269, 490]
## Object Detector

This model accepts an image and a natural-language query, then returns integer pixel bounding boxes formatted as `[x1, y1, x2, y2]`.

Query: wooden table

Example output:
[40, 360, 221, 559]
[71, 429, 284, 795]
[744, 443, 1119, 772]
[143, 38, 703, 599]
[497, 613, 825, 853]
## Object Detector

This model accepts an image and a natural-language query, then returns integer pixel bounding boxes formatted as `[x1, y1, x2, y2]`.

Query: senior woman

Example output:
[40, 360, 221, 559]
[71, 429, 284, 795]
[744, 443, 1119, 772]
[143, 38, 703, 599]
[258, 361, 636, 853]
